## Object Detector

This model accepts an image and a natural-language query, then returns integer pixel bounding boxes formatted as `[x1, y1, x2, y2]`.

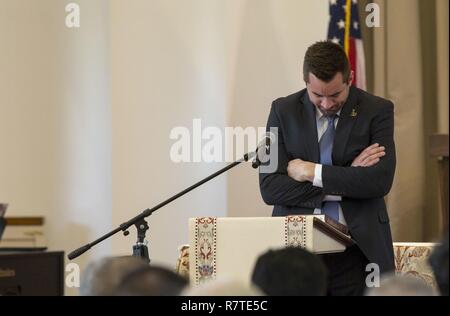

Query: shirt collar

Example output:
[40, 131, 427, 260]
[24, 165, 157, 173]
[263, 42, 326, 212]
[315, 108, 342, 121]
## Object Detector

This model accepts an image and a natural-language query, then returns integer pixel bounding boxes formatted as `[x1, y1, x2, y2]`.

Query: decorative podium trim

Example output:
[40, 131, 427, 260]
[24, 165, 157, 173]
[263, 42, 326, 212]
[194, 217, 217, 285]
[285, 216, 307, 248]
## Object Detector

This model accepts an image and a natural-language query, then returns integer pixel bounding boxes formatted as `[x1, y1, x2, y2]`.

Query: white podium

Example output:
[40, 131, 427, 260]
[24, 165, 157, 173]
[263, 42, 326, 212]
[188, 215, 353, 285]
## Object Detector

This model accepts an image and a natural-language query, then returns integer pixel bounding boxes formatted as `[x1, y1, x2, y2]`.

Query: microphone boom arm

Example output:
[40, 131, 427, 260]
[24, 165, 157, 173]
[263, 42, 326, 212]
[68, 151, 256, 262]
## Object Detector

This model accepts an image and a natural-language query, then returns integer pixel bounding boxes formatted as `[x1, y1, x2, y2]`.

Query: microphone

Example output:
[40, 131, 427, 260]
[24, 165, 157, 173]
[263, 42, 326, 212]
[252, 134, 274, 169]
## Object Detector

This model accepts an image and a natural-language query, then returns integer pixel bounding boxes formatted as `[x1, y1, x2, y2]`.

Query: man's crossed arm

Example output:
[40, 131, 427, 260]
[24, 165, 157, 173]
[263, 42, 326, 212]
[259, 143, 390, 208]
[259, 100, 396, 206]
[287, 143, 386, 183]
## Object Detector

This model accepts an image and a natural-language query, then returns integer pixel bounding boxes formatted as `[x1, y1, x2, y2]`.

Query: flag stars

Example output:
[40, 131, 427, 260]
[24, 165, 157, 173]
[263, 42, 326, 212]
[331, 37, 340, 44]
[353, 21, 359, 30]
[352, 0, 358, 4]
[330, 0, 337, 5]
[337, 19, 345, 29]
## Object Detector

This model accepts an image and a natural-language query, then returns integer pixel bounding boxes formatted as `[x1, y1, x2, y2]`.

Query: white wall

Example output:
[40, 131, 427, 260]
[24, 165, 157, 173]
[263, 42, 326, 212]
[110, 0, 329, 267]
[110, 0, 231, 266]
[227, 0, 329, 218]
[0, 0, 111, 295]
[1, 0, 328, 291]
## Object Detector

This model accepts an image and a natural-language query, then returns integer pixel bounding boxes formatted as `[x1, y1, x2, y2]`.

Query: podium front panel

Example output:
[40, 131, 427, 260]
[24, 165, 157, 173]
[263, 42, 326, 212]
[189, 216, 346, 285]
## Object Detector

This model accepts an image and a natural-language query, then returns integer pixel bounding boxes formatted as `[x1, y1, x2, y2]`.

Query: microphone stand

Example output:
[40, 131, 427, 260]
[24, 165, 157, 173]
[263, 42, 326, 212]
[68, 150, 258, 263]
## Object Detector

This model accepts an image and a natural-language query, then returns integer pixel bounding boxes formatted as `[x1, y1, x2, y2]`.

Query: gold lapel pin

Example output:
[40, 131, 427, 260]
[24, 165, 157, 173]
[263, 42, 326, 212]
[350, 109, 358, 117]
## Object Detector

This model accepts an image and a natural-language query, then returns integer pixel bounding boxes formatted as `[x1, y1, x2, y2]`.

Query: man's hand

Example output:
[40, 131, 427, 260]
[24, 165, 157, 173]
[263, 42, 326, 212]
[287, 144, 385, 183]
[352, 143, 386, 167]
[287, 159, 316, 182]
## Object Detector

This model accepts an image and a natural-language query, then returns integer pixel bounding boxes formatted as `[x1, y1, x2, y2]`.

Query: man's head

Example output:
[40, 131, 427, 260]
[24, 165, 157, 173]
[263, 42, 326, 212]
[303, 41, 353, 116]
[182, 277, 264, 296]
[114, 265, 189, 296]
[365, 273, 437, 296]
[80, 256, 149, 296]
[251, 247, 328, 296]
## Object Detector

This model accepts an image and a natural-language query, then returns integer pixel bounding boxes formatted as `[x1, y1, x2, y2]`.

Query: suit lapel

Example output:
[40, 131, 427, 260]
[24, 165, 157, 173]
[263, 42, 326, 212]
[300, 93, 320, 163]
[333, 86, 360, 166]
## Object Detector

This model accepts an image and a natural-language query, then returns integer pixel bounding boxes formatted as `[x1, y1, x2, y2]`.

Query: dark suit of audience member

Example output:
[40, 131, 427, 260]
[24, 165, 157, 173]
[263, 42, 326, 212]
[114, 265, 188, 296]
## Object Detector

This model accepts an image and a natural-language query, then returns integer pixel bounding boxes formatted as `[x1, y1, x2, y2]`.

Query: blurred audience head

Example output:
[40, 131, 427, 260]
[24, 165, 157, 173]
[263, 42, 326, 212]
[428, 229, 449, 296]
[365, 273, 437, 296]
[114, 265, 188, 296]
[251, 247, 328, 296]
[181, 277, 264, 296]
[80, 256, 148, 296]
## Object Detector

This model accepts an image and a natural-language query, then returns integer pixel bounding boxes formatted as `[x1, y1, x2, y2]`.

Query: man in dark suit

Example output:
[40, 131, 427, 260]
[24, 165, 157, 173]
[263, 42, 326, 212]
[259, 41, 396, 295]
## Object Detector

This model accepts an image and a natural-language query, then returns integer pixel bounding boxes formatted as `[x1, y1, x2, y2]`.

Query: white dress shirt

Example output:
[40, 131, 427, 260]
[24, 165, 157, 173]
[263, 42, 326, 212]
[312, 109, 347, 225]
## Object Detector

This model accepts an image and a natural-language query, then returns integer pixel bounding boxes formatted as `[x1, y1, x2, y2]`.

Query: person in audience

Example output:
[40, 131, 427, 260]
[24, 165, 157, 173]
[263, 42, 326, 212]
[80, 256, 148, 296]
[365, 273, 437, 296]
[114, 265, 188, 296]
[428, 229, 449, 296]
[251, 247, 327, 296]
[181, 277, 264, 296]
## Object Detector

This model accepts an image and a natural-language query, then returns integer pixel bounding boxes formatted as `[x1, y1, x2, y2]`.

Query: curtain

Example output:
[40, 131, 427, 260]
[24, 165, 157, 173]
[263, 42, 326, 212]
[360, 0, 448, 242]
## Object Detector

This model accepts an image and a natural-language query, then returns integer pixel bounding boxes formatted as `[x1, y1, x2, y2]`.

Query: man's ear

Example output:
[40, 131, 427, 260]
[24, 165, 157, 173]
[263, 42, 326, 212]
[304, 72, 310, 86]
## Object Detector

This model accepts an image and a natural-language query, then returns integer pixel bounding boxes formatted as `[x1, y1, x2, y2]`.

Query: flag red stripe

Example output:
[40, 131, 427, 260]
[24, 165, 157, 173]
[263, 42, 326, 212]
[348, 38, 357, 86]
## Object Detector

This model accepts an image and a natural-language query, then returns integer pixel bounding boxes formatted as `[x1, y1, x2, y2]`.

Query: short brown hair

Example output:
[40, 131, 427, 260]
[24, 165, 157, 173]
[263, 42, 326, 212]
[303, 41, 351, 83]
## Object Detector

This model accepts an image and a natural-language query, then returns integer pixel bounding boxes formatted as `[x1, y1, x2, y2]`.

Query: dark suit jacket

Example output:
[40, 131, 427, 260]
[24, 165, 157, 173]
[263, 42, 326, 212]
[259, 86, 396, 273]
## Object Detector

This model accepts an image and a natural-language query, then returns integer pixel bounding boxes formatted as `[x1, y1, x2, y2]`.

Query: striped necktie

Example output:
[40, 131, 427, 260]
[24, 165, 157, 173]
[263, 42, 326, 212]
[319, 115, 339, 221]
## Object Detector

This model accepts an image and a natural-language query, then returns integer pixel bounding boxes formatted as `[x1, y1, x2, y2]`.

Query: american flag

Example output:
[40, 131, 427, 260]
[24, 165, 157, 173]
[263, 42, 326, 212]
[327, 0, 366, 90]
